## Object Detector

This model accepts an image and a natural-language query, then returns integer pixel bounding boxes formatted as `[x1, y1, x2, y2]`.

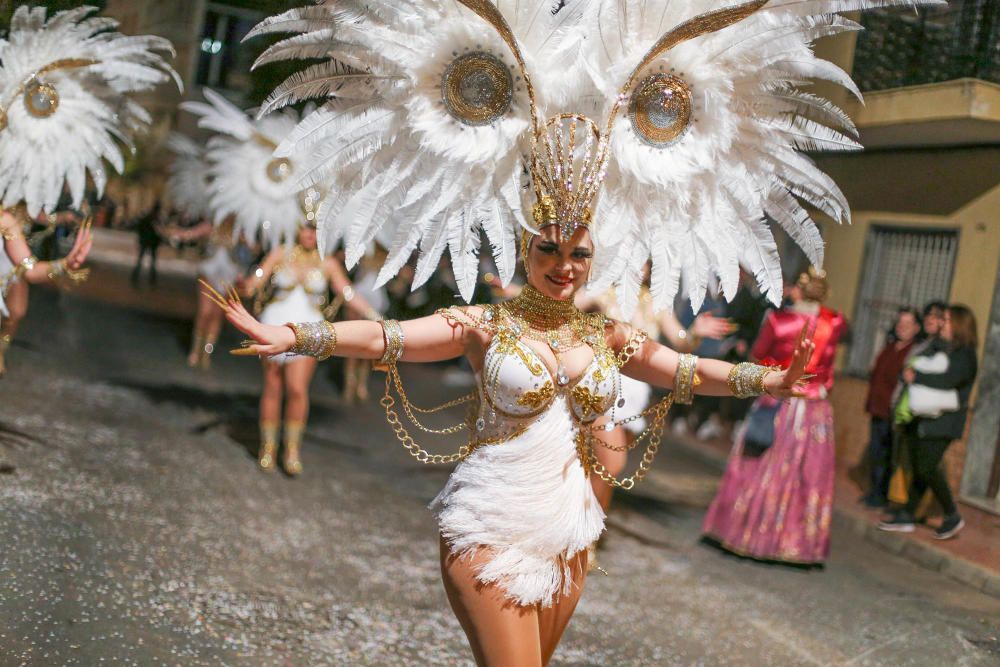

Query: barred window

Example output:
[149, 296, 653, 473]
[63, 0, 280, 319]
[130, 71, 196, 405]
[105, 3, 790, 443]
[846, 226, 959, 376]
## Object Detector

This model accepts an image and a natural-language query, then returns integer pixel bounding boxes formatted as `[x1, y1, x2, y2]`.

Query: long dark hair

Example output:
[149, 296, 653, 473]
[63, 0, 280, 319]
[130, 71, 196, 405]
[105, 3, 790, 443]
[947, 305, 978, 350]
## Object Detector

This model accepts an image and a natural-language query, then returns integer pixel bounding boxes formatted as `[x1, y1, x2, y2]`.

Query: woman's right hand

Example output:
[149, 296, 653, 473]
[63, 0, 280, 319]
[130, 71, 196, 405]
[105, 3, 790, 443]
[201, 282, 296, 356]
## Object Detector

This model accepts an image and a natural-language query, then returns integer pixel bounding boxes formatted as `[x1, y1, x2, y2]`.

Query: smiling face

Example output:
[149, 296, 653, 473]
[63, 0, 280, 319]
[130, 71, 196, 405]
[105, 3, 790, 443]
[297, 225, 317, 250]
[524, 224, 594, 301]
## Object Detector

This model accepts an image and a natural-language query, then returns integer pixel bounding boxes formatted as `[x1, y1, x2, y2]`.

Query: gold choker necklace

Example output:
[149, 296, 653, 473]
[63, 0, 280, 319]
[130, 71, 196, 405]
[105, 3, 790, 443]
[505, 285, 588, 352]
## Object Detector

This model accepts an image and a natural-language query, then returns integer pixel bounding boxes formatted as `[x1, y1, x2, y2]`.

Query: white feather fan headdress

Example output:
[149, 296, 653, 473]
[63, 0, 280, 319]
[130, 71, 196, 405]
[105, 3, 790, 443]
[181, 89, 307, 248]
[0, 5, 180, 217]
[249, 0, 942, 312]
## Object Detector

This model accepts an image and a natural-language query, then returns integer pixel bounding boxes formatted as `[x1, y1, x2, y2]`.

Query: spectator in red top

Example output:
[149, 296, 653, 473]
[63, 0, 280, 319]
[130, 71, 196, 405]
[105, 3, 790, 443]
[860, 308, 922, 507]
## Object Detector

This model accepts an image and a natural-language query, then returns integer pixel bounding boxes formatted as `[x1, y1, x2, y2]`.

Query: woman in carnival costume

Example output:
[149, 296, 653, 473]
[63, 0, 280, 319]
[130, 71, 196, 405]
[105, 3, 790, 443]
[183, 90, 376, 475]
[0, 5, 179, 376]
[208, 0, 934, 662]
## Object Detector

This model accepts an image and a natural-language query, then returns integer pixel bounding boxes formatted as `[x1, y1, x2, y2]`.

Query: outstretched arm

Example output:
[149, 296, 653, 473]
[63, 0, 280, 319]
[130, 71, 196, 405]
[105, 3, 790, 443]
[215, 292, 470, 363]
[617, 321, 813, 400]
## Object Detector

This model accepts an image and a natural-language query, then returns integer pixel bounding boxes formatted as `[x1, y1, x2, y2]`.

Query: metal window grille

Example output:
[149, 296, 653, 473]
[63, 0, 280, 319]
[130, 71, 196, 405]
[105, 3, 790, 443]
[846, 226, 958, 376]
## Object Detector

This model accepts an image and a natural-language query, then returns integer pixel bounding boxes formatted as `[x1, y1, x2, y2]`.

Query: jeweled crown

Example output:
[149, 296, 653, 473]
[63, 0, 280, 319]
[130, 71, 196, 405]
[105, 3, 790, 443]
[528, 114, 606, 241]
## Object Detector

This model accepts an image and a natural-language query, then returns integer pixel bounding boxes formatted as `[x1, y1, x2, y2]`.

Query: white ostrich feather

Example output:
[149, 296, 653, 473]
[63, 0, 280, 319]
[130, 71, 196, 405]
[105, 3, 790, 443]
[0, 5, 179, 216]
[180, 89, 305, 248]
[166, 134, 212, 220]
[251, 0, 939, 310]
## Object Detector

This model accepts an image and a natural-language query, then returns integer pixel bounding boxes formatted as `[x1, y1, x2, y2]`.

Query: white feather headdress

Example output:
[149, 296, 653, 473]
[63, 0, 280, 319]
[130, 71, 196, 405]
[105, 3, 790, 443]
[181, 89, 306, 248]
[250, 0, 942, 311]
[0, 5, 180, 216]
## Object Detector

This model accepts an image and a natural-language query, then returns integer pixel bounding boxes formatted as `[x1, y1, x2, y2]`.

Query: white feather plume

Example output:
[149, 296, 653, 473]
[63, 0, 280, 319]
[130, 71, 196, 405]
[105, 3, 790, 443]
[180, 89, 305, 248]
[0, 5, 179, 216]
[574, 0, 938, 314]
[166, 134, 212, 220]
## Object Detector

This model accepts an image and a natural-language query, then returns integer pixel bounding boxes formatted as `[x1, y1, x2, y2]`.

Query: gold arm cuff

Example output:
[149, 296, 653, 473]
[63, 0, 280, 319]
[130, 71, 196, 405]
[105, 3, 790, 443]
[727, 362, 777, 398]
[674, 353, 699, 405]
[378, 319, 405, 368]
[288, 321, 338, 360]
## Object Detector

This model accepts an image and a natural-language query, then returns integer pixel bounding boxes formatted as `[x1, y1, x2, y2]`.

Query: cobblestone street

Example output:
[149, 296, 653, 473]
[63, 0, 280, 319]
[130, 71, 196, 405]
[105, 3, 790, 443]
[1, 284, 999, 666]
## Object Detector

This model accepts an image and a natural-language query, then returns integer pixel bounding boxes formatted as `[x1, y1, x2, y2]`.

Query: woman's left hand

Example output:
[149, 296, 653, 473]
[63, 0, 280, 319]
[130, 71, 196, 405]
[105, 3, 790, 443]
[763, 322, 815, 399]
[902, 368, 916, 384]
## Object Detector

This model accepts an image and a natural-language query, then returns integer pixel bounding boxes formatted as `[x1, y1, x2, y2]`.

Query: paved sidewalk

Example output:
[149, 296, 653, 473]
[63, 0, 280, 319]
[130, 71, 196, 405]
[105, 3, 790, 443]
[671, 432, 1000, 599]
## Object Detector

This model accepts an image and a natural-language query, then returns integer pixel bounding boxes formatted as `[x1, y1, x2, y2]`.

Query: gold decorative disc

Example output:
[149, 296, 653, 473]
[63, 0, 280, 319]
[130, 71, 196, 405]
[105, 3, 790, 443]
[441, 51, 513, 127]
[266, 157, 293, 183]
[628, 73, 693, 147]
[24, 82, 59, 119]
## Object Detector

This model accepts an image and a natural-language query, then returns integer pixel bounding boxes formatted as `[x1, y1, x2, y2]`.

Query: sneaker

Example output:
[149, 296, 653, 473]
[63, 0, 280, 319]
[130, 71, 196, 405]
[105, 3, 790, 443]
[878, 511, 916, 533]
[933, 514, 965, 540]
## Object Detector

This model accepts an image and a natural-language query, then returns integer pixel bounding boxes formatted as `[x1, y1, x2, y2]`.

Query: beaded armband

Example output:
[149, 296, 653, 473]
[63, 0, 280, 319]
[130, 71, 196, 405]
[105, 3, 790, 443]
[727, 362, 776, 399]
[378, 319, 405, 367]
[673, 353, 700, 405]
[288, 321, 338, 360]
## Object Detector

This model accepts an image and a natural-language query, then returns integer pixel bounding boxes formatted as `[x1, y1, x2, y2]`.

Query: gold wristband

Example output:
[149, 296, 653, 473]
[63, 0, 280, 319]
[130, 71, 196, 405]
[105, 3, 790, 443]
[288, 321, 338, 360]
[673, 353, 699, 405]
[727, 362, 776, 398]
[378, 319, 405, 367]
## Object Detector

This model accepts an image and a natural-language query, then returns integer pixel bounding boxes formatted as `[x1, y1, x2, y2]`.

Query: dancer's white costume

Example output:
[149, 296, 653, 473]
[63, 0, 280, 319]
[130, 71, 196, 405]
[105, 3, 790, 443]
[251, 0, 939, 606]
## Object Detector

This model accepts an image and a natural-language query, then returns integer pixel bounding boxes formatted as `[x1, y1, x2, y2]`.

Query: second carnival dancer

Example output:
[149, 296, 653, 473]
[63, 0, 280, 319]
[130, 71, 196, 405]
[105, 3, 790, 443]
[0, 5, 179, 375]
[240, 211, 377, 475]
[181, 90, 376, 474]
[210, 0, 935, 662]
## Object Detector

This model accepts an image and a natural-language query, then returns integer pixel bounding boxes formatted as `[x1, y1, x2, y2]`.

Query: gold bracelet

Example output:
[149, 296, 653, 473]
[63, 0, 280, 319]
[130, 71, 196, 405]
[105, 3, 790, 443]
[14, 255, 37, 279]
[287, 321, 338, 360]
[47, 259, 66, 280]
[673, 353, 699, 405]
[378, 319, 405, 367]
[727, 362, 777, 398]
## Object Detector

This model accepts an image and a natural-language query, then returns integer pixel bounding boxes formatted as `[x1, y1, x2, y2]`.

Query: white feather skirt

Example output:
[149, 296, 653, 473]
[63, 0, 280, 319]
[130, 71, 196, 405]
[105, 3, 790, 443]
[431, 395, 605, 607]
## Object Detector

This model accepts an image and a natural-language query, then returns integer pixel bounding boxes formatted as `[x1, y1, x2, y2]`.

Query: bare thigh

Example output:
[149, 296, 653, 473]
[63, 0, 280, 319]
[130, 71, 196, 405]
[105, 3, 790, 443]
[439, 537, 542, 667]
[538, 549, 588, 666]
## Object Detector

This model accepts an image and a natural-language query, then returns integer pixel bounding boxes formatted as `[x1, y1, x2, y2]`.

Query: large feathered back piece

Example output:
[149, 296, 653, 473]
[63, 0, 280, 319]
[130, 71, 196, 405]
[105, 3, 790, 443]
[180, 89, 307, 248]
[251, 0, 942, 312]
[0, 5, 181, 216]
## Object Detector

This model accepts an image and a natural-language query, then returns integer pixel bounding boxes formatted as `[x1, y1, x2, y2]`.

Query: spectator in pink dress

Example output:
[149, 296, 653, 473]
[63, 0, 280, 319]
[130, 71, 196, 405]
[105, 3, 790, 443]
[703, 268, 847, 565]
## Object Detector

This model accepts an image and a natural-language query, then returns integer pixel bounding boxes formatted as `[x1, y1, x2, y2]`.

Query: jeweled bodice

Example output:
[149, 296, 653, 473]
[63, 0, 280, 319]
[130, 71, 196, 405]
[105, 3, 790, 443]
[471, 304, 621, 439]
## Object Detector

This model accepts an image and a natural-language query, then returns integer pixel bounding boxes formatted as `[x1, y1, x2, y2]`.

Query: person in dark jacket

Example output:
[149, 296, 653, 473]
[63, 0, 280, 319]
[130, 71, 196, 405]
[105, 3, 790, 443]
[880, 305, 979, 539]
[860, 308, 921, 507]
[131, 203, 163, 287]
